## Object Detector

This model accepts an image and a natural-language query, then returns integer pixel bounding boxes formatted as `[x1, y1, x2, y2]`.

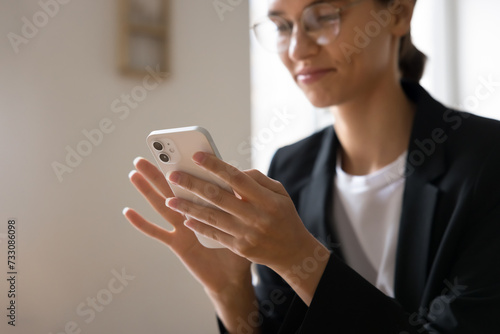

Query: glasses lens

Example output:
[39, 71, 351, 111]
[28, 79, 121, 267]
[303, 4, 340, 45]
[253, 16, 291, 53]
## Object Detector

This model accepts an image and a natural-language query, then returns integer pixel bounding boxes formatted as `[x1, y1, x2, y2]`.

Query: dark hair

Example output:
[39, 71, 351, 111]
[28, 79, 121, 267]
[376, 0, 427, 82]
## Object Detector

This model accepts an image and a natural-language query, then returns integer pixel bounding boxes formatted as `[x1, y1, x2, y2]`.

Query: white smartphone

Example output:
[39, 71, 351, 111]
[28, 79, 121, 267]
[146, 126, 230, 249]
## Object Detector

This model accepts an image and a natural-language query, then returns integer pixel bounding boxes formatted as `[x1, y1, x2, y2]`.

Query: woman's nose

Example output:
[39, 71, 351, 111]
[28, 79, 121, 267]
[287, 26, 320, 61]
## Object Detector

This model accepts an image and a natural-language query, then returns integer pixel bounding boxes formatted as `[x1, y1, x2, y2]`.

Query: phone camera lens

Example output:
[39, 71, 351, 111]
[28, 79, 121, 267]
[159, 153, 170, 163]
[153, 141, 163, 151]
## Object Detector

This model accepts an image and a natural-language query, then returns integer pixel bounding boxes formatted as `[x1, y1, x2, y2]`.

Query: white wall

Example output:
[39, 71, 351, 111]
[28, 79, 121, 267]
[456, 0, 500, 120]
[412, 0, 500, 118]
[0, 1, 250, 333]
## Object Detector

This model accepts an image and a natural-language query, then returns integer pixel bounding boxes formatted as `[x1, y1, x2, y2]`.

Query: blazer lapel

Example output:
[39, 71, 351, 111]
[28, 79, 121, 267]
[297, 126, 342, 253]
[395, 176, 440, 310]
[394, 82, 447, 310]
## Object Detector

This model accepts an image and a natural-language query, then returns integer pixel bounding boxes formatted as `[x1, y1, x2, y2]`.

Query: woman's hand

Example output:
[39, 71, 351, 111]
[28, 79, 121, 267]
[123, 157, 252, 298]
[124, 157, 262, 332]
[165, 152, 330, 305]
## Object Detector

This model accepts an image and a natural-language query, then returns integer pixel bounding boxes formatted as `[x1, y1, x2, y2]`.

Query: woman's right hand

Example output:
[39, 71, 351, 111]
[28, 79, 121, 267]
[123, 157, 252, 300]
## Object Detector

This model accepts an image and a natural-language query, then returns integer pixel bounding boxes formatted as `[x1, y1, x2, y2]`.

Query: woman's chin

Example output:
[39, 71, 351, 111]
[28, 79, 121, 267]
[304, 92, 340, 109]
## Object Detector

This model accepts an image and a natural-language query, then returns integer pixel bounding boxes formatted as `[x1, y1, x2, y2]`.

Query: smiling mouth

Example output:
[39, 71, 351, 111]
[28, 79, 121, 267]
[296, 69, 335, 84]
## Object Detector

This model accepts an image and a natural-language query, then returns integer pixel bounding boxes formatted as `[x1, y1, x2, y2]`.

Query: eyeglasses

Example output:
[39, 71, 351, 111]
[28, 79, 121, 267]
[251, 0, 367, 53]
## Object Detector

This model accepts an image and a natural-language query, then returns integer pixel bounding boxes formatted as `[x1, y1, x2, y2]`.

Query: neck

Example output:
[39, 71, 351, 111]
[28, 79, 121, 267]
[331, 78, 415, 175]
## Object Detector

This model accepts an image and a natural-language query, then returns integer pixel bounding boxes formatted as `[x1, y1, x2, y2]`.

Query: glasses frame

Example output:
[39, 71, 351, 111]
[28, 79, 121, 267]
[250, 0, 368, 53]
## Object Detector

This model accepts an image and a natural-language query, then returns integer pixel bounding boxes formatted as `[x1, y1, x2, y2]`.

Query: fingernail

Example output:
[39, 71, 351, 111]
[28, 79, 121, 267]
[133, 157, 144, 167]
[128, 170, 137, 179]
[167, 171, 181, 184]
[184, 219, 194, 229]
[192, 152, 206, 165]
[165, 197, 175, 208]
[122, 207, 130, 215]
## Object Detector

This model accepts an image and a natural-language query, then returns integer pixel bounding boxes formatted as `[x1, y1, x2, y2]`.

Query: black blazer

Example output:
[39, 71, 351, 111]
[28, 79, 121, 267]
[252, 81, 500, 333]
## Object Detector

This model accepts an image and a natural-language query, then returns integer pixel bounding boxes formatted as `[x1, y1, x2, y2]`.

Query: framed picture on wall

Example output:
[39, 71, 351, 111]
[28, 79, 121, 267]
[119, 0, 169, 77]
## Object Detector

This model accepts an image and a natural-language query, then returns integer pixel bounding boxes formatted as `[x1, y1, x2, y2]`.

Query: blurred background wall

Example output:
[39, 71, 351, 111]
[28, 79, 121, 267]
[0, 1, 249, 333]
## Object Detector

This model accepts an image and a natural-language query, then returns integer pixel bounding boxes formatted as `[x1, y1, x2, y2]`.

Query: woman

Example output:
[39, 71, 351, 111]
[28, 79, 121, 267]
[124, 0, 500, 332]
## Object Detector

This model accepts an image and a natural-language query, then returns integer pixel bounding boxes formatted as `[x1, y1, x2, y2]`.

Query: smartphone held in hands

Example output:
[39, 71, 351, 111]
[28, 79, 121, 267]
[146, 126, 230, 249]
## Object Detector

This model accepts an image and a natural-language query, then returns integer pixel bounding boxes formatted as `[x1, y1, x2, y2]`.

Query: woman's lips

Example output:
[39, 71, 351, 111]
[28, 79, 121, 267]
[296, 69, 335, 84]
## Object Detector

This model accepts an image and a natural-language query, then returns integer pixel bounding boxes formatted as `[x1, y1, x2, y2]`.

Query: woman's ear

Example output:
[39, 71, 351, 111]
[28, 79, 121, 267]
[388, 0, 416, 38]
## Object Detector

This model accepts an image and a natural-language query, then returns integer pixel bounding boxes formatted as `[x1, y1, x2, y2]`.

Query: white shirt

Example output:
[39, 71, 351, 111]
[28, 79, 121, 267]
[332, 151, 407, 297]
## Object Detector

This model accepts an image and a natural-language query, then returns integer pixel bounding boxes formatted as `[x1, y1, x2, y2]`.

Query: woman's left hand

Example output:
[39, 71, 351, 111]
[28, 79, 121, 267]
[165, 151, 330, 304]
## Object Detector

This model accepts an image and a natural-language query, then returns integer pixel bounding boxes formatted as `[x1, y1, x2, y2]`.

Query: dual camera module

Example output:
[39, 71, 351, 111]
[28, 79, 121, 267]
[153, 141, 171, 163]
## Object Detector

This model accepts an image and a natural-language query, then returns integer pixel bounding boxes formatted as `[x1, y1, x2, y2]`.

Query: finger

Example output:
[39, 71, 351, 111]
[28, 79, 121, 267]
[183, 218, 234, 249]
[166, 197, 242, 236]
[133, 157, 173, 198]
[243, 169, 287, 195]
[123, 207, 173, 245]
[191, 152, 272, 202]
[129, 169, 185, 226]
[167, 170, 249, 217]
